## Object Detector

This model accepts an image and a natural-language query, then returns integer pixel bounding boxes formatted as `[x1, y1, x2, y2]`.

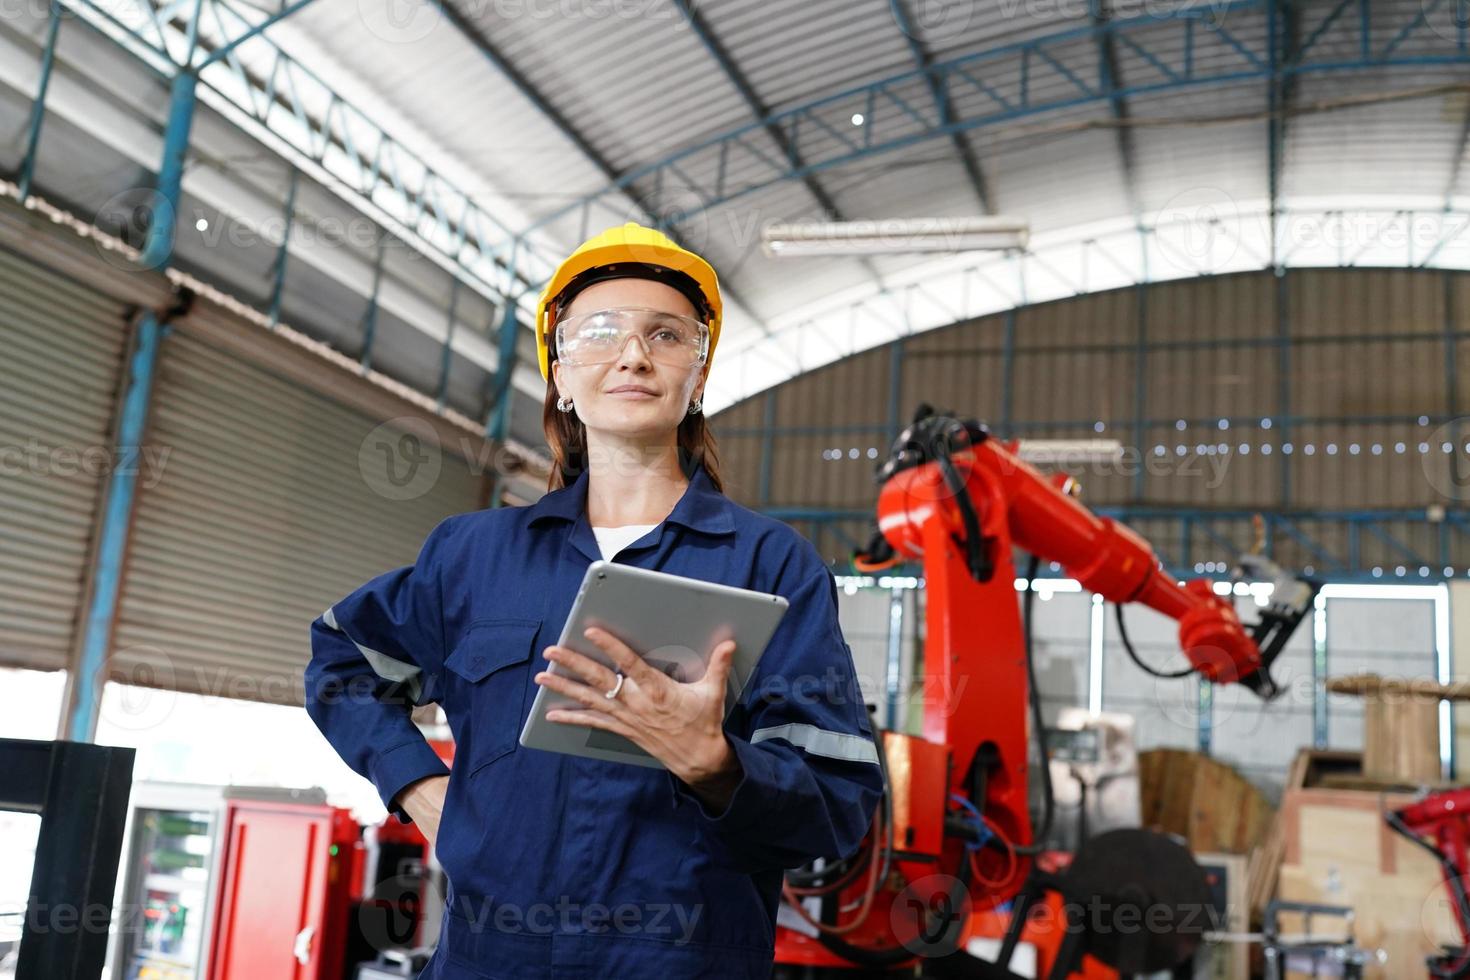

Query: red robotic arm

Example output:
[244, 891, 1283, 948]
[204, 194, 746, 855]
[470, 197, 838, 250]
[774, 407, 1314, 977]
[870, 421, 1267, 687]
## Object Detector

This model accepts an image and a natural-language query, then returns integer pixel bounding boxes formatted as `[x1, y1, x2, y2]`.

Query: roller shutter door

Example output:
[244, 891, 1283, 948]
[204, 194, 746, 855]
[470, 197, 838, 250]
[112, 329, 486, 704]
[0, 247, 128, 671]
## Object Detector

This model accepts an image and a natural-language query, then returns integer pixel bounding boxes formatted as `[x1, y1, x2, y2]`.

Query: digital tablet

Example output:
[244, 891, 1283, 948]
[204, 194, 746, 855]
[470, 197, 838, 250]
[518, 560, 790, 768]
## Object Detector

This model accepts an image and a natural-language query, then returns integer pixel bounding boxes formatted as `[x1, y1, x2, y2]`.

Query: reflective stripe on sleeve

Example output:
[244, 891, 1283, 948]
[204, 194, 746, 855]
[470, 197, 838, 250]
[750, 722, 879, 765]
[322, 606, 424, 705]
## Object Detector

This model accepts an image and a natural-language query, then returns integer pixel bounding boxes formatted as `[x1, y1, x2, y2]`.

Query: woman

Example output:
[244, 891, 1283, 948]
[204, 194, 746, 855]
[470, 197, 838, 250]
[304, 223, 883, 979]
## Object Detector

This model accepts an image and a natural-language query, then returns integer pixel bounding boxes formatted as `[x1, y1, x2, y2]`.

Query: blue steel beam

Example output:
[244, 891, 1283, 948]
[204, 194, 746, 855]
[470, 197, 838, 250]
[436, 280, 462, 414]
[266, 166, 298, 330]
[1266, 0, 1300, 268]
[138, 71, 197, 270]
[64, 0, 551, 299]
[358, 236, 386, 374]
[761, 505, 1470, 582]
[17, 0, 65, 205]
[522, 0, 1470, 239]
[194, 0, 321, 68]
[485, 299, 523, 444]
[65, 312, 165, 742]
[669, 0, 891, 298]
[486, 299, 523, 508]
[426, 0, 758, 321]
[1089, 0, 1140, 222]
[715, 408, 1470, 437]
[889, 0, 992, 213]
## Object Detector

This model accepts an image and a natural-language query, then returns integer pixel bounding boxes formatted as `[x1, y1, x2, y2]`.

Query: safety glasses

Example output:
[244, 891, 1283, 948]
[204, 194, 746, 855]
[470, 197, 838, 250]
[553, 307, 710, 369]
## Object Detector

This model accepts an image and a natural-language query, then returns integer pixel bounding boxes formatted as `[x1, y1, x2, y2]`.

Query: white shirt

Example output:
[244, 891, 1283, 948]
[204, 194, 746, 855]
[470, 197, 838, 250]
[590, 523, 660, 560]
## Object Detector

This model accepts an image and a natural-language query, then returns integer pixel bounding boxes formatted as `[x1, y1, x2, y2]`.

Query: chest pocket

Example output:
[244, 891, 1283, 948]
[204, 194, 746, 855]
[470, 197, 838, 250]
[443, 618, 540, 776]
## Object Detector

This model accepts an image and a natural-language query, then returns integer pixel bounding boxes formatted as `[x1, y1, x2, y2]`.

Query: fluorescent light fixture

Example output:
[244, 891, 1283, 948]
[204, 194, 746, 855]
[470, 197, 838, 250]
[761, 217, 1030, 257]
[1016, 439, 1123, 466]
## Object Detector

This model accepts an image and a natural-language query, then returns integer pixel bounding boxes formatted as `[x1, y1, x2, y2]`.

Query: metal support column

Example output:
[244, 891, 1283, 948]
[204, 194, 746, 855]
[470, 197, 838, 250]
[436, 280, 462, 413]
[359, 237, 387, 374]
[1198, 679, 1213, 754]
[4, 739, 135, 980]
[759, 388, 776, 507]
[62, 311, 164, 742]
[487, 300, 523, 507]
[266, 168, 299, 331]
[1132, 281, 1148, 501]
[884, 585, 904, 731]
[886, 340, 904, 442]
[139, 72, 197, 270]
[1312, 595, 1329, 747]
[17, 0, 64, 205]
[1277, 270, 1292, 506]
[1000, 308, 1017, 435]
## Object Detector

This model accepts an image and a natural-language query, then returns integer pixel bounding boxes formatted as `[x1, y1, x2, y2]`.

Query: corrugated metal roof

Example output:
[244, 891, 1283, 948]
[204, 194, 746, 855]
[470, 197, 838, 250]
[257, 0, 1470, 410]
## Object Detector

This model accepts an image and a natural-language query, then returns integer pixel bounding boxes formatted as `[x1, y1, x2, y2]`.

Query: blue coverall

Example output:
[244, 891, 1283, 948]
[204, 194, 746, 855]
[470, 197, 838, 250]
[304, 456, 885, 978]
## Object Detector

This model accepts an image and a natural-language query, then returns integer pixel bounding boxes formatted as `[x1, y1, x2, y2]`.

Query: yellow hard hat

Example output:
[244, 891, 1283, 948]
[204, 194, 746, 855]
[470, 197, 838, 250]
[534, 222, 722, 382]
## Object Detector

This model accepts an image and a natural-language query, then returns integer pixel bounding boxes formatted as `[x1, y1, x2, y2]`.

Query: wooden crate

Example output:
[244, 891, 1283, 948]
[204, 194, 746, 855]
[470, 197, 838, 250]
[1138, 749, 1273, 855]
[1276, 785, 1461, 980]
[1326, 674, 1465, 785]
[1246, 749, 1362, 925]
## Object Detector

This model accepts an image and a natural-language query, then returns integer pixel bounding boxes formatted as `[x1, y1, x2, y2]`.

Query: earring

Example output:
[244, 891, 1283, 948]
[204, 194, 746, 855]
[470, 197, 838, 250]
[556, 395, 574, 413]
[687, 397, 703, 416]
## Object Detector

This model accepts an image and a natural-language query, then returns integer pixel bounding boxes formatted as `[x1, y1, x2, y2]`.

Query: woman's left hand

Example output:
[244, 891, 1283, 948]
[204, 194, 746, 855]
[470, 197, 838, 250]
[533, 626, 741, 790]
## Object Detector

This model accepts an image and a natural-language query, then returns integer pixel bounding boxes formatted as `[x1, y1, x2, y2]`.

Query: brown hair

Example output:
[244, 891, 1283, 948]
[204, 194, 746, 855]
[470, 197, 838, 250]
[541, 357, 724, 493]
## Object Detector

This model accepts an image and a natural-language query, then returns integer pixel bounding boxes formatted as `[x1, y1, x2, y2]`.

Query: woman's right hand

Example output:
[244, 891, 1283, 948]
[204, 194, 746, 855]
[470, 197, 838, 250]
[395, 774, 450, 850]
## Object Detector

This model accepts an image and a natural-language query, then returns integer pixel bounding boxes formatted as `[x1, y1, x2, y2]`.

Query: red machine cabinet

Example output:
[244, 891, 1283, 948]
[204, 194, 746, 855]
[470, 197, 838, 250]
[205, 797, 358, 980]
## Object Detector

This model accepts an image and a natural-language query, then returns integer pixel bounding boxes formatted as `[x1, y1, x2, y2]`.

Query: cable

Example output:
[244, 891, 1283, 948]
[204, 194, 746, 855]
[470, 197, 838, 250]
[950, 793, 1020, 892]
[1386, 811, 1470, 979]
[789, 728, 936, 969]
[968, 820, 1019, 892]
[1114, 603, 1195, 679]
[1011, 554, 1056, 856]
[784, 709, 892, 894]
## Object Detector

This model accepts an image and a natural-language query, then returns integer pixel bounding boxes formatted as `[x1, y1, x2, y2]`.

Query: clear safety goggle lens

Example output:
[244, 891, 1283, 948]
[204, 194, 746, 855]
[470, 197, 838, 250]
[553, 307, 710, 368]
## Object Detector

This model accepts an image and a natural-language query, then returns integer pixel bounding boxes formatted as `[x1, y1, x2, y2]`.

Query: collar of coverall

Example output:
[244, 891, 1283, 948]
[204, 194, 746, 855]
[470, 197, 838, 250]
[526, 450, 736, 537]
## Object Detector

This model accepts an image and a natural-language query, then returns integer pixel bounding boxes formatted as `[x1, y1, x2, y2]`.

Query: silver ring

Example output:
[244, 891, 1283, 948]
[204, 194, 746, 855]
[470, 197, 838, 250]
[604, 670, 625, 699]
